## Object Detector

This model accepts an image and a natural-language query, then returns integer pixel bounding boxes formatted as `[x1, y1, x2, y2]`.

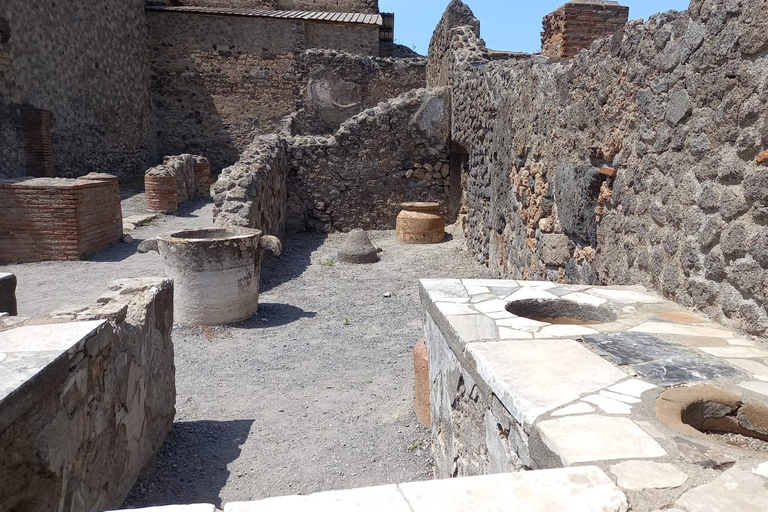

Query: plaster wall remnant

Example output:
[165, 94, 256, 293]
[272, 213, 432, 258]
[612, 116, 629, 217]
[541, 0, 629, 60]
[428, 0, 768, 336]
[0, 174, 123, 263]
[0, 277, 175, 512]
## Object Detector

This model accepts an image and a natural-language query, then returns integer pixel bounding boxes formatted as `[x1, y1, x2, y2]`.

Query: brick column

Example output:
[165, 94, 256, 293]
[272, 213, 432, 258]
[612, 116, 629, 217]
[193, 156, 212, 197]
[145, 173, 178, 213]
[541, 0, 629, 59]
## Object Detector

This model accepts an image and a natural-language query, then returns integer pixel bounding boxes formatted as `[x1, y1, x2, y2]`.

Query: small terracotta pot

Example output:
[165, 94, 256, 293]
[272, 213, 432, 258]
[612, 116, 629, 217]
[396, 202, 444, 243]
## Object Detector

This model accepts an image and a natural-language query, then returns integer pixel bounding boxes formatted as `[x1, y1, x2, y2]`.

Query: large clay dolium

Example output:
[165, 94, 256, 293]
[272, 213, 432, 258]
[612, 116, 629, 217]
[396, 202, 445, 243]
[138, 227, 281, 325]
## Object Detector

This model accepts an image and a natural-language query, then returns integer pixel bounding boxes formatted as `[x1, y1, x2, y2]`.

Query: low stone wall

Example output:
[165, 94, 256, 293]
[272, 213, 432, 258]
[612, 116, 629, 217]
[0, 277, 175, 512]
[212, 135, 289, 237]
[213, 87, 453, 234]
[145, 154, 211, 213]
[0, 174, 123, 262]
[430, 0, 768, 335]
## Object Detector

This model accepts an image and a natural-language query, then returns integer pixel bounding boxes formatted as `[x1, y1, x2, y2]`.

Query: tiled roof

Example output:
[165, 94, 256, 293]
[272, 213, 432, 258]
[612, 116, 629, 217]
[145, 5, 383, 25]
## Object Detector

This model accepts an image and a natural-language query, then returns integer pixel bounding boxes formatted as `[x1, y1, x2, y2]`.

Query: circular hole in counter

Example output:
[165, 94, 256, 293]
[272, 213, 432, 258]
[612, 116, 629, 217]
[505, 298, 617, 325]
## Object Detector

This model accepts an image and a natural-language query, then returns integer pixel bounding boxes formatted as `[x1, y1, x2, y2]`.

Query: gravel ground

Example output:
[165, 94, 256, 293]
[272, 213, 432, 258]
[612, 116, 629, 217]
[1, 193, 493, 508]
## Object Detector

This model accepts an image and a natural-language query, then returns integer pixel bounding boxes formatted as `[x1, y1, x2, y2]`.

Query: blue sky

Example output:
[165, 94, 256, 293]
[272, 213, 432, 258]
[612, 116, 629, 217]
[379, 1, 692, 55]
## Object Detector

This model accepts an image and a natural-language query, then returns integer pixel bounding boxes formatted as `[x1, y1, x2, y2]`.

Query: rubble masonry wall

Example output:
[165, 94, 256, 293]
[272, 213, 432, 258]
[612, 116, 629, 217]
[431, 0, 768, 335]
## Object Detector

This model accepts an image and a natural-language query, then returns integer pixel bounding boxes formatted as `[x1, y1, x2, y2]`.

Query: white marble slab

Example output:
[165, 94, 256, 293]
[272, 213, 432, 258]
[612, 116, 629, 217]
[0, 320, 105, 353]
[467, 339, 627, 428]
[627, 322, 732, 338]
[537, 416, 667, 466]
[700, 346, 768, 359]
[474, 299, 509, 314]
[561, 292, 608, 307]
[551, 403, 596, 417]
[599, 390, 642, 404]
[582, 394, 632, 414]
[398, 466, 628, 512]
[537, 324, 600, 338]
[506, 287, 559, 301]
[739, 381, 768, 397]
[607, 379, 657, 398]
[225, 485, 410, 512]
[447, 314, 498, 342]
[435, 302, 477, 316]
[498, 328, 534, 340]
[675, 467, 768, 512]
[610, 461, 688, 491]
[587, 289, 664, 304]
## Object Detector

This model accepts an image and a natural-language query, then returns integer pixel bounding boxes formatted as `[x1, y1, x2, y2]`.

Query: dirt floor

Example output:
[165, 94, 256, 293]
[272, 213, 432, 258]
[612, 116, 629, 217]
[1, 191, 493, 508]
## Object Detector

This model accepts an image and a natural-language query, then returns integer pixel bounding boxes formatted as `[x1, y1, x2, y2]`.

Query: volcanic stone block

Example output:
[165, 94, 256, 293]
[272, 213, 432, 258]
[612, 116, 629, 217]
[0, 273, 17, 316]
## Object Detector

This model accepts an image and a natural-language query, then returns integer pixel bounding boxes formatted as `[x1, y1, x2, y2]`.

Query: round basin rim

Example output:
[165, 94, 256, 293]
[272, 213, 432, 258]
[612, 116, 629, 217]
[157, 227, 263, 242]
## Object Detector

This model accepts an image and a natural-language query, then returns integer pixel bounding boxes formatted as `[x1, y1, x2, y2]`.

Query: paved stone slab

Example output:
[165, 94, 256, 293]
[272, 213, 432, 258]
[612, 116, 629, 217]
[496, 316, 548, 331]
[447, 314, 498, 342]
[632, 355, 748, 387]
[675, 466, 768, 512]
[583, 394, 632, 414]
[699, 346, 768, 359]
[537, 324, 599, 337]
[537, 416, 667, 466]
[474, 299, 509, 314]
[610, 460, 688, 491]
[729, 359, 768, 380]
[599, 390, 641, 404]
[467, 339, 627, 427]
[398, 466, 628, 512]
[0, 350, 67, 403]
[551, 402, 595, 416]
[628, 321, 732, 338]
[498, 327, 534, 339]
[674, 437, 737, 468]
[435, 302, 476, 316]
[754, 461, 768, 477]
[739, 380, 768, 397]
[421, 279, 468, 301]
[587, 289, 665, 303]
[582, 332, 685, 365]
[225, 484, 410, 512]
[505, 287, 559, 301]
[0, 320, 105, 353]
[561, 292, 608, 306]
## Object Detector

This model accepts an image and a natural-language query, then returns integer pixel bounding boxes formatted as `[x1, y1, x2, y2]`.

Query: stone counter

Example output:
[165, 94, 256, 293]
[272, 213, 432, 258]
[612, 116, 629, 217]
[421, 278, 768, 512]
[0, 277, 175, 512]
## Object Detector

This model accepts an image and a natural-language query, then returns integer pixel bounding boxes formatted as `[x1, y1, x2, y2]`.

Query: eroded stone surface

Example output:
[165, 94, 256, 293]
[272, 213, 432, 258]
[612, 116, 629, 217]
[609, 460, 688, 491]
[675, 467, 768, 512]
[537, 416, 667, 466]
[468, 339, 626, 427]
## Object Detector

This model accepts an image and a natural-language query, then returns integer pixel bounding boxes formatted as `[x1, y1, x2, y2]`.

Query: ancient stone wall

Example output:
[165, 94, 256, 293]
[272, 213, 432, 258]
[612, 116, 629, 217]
[433, 0, 768, 335]
[0, 277, 175, 512]
[277, 0, 379, 14]
[212, 135, 289, 237]
[0, 175, 123, 262]
[178, 0, 279, 7]
[147, 11, 382, 171]
[145, 154, 211, 213]
[0, 0, 153, 180]
[213, 87, 453, 233]
[294, 50, 426, 134]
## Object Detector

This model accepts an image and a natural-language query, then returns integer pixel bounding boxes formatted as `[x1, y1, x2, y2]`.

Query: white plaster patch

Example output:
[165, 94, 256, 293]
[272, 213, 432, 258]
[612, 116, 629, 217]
[561, 292, 608, 307]
[505, 287, 559, 301]
[628, 321, 733, 338]
[398, 466, 628, 512]
[739, 381, 768, 397]
[466, 339, 627, 428]
[0, 320, 106, 353]
[610, 460, 689, 491]
[753, 462, 768, 478]
[497, 328, 534, 340]
[582, 394, 632, 414]
[537, 324, 600, 338]
[537, 416, 667, 466]
[551, 402, 595, 417]
[607, 379, 657, 398]
[599, 390, 642, 404]
[700, 346, 768, 359]
[435, 302, 476, 316]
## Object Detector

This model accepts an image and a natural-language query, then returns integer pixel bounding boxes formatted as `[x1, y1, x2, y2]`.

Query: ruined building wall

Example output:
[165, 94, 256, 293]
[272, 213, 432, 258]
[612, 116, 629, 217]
[213, 87, 453, 233]
[0, 0, 153, 180]
[178, 0, 279, 8]
[147, 11, 382, 171]
[294, 50, 427, 134]
[434, 0, 768, 335]
[148, 11, 424, 171]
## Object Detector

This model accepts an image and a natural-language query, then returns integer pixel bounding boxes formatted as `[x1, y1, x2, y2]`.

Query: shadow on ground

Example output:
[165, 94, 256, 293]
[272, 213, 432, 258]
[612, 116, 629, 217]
[123, 419, 254, 509]
[259, 231, 327, 293]
[238, 302, 317, 328]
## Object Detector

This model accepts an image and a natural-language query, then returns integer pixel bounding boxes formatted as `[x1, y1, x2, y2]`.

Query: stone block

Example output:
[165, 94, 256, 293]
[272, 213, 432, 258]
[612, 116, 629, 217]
[675, 467, 768, 512]
[539, 233, 571, 266]
[0, 273, 17, 316]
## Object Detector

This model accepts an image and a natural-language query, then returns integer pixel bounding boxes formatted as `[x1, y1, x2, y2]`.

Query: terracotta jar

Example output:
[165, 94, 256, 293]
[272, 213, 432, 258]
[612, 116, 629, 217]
[396, 202, 444, 243]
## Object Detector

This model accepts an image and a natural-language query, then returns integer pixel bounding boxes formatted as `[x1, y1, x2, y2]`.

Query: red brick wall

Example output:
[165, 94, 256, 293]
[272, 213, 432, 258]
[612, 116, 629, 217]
[145, 175, 179, 213]
[541, 1, 629, 59]
[0, 176, 122, 262]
